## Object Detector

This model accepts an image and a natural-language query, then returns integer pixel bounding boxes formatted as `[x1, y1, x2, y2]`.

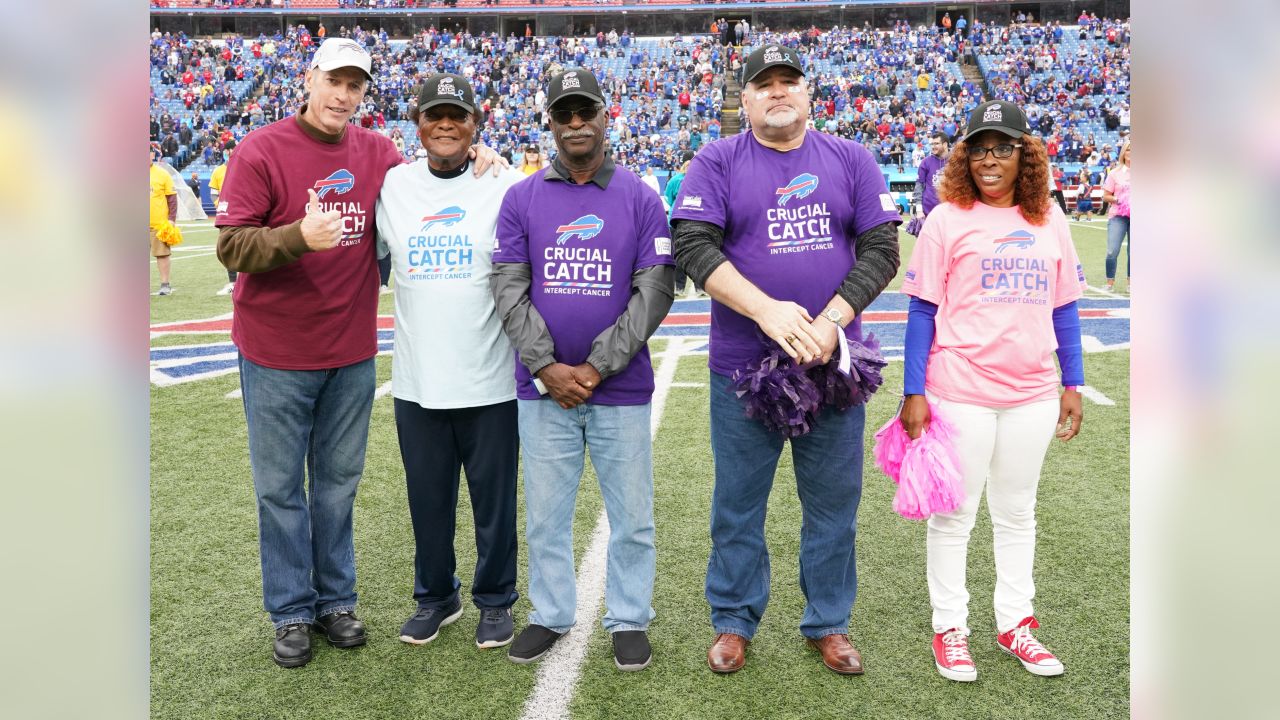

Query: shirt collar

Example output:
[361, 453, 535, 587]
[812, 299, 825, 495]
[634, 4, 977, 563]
[543, 155, 615, 189]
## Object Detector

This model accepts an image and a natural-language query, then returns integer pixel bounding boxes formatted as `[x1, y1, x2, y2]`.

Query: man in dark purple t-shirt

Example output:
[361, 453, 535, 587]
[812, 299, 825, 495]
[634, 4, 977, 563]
[490, 68, 674, 672]
[672, 44, 901, 676]
[915, 131, 950, 219]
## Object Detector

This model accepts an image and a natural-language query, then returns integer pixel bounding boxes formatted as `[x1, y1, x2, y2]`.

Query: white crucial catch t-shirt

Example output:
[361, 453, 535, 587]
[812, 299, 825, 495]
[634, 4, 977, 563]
[376, 163, 525, 409]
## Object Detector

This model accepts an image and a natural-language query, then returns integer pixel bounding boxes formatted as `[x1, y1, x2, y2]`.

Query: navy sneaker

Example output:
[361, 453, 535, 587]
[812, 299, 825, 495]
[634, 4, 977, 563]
[476, 607, 515, 649]
[508, 624, 566, 664]
[612, 630, 652, 671]
[399, 598, 463, 645]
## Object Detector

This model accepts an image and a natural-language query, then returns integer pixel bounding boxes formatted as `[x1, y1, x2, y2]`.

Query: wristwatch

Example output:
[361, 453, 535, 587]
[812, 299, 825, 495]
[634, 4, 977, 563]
[822, 307, 844, 326]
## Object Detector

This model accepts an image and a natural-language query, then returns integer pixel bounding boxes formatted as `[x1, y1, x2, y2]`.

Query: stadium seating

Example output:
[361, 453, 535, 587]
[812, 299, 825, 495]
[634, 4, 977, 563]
[149, 15, 1130, 204]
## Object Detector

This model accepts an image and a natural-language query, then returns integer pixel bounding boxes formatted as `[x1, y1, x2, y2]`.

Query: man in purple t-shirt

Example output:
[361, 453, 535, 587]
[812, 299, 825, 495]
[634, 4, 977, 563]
[914, 131, 950, 219]
[672, 44, 901, 676]
[490, 68, 674, 672]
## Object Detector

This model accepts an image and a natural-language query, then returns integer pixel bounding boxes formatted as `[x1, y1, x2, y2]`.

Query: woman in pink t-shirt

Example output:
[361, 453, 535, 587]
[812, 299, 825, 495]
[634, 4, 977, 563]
[899, 101, 1087, 683]
[1101, 141, 1131, 291]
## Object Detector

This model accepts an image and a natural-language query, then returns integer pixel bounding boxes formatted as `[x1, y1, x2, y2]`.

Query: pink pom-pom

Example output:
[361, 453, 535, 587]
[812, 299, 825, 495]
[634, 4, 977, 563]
[873, 401, 966, 520]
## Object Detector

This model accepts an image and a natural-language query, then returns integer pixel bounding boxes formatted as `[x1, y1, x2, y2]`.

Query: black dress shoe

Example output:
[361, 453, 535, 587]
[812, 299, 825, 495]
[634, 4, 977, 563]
[315, 611, 367, 648]
[273, 624, 312, 668]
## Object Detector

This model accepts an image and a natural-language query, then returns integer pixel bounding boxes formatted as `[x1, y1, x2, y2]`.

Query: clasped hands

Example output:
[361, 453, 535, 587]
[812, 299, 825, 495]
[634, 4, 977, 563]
[537, 362, 603, 409]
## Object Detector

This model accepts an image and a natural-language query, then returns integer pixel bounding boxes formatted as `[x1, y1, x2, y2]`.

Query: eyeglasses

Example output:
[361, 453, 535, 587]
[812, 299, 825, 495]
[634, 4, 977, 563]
[549, 104, 602, 124]
[966, 143, 1022, 160]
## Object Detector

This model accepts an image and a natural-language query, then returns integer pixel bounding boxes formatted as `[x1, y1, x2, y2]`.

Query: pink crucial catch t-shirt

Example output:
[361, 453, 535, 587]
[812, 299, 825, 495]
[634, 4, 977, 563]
[901, 201, 1086, 407]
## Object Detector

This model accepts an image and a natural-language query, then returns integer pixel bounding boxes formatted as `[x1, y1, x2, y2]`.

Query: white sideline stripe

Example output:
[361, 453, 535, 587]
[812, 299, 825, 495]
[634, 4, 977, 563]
[1086, 284, 1126, 299]
[670, 381, 705, 388]
[1079, 385, 1116, 406]
[152, 251, 217, 263]
[1069, 221, 1107, 230]
[518, 337, 690, 720]
[225, 388, 242, 400]
[171, 244, 215, 251]
[375, 381, 393, 399]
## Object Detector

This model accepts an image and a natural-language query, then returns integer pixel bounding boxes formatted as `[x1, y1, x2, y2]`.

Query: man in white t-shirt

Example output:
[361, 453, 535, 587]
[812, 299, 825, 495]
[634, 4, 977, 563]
[375, 73, 525, 652]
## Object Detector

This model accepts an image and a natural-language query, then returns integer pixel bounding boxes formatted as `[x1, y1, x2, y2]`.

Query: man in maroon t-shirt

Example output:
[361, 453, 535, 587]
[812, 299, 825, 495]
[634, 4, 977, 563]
[214, 38, 502, 670]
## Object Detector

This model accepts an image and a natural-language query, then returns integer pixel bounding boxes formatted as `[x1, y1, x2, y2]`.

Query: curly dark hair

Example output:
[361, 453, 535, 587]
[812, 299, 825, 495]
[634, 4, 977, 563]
[938, 133, 1052, 226]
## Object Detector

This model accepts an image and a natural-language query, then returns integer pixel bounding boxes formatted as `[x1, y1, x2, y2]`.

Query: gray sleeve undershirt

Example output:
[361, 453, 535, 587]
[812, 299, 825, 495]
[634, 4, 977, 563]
[674, 219, 900, 315]
[490, 261, 556, 377]
[586, 264, 675, 379]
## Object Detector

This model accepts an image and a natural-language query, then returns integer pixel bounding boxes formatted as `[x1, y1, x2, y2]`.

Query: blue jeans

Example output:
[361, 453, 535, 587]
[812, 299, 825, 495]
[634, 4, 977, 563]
[1106, 214, 1130, 280]
[238, 354, 375, 629]
[517, 399, 656, 634]
[705, 371, 865, 640]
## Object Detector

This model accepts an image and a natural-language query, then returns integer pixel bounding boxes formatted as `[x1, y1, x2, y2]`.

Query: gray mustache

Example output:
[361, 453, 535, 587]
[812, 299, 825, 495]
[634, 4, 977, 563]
[559, 129, 594, 140]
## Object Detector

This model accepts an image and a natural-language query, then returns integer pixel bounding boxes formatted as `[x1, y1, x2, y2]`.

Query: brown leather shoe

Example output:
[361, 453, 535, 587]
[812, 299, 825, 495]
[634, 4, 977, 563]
[806, 634, 864, 675]
[707, 633, 749, 673]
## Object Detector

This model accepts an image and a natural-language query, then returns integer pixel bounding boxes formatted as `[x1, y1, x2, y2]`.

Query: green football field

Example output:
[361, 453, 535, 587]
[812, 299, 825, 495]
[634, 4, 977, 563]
[150, 221, 1129, 719]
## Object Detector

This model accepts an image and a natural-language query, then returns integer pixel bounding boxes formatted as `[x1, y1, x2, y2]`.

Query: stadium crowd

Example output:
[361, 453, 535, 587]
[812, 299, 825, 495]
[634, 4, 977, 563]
[149, 14, 1130, 191]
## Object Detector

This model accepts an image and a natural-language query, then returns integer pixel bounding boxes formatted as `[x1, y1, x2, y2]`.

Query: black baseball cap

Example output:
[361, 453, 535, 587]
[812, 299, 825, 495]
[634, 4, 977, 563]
[742, 44, 805, 84]
[417, 73, 476, 114]
[546, 68, 604, 108]
[961, 100, 1031, 143]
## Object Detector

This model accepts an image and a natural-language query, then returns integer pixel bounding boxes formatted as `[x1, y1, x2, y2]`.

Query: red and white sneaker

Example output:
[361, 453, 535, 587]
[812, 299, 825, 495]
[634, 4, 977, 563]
[997, 616, 1064, 676]
[932, 628, 977, 682]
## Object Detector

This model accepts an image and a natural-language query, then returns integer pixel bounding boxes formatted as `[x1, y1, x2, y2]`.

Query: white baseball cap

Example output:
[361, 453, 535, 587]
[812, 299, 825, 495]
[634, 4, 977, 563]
[310, 38, 373, 81]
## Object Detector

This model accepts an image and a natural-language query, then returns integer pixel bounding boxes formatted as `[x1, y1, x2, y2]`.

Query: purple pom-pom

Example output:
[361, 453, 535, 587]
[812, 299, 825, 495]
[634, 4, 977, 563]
[732, 330, 887, 439]
[906, 216, 924, 237]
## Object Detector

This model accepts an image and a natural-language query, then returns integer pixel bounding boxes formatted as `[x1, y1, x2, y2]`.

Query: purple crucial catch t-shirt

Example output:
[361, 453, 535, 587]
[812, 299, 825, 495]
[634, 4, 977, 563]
[917, 153, 946, 216]
[494, 165, 673, 405]
[671, 130, 901, 376]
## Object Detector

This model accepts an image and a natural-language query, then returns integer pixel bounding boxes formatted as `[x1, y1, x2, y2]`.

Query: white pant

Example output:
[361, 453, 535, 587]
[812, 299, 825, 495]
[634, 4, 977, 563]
[926, 396, 1058, 635]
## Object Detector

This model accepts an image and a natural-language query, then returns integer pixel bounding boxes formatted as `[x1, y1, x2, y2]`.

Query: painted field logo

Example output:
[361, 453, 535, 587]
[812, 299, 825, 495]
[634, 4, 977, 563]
[776, 173, 818, 206]
[993, 229, 1036, 253]
[421, 206, 466, 231]
[313, 169, 355, 198]
[555, 214, 604, 245]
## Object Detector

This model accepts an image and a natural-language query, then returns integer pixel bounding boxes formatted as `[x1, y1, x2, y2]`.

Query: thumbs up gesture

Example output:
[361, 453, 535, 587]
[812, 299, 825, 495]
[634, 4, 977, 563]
[300, 188, 344, 252]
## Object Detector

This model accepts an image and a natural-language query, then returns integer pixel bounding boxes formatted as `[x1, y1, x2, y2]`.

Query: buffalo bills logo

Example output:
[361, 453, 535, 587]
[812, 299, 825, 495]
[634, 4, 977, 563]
[421, 206, 466, 231]
[554, 214, 604, 245]
[775, 173, 819, 206]
[313, 169, 355, 199]
[993, 229, 1036, 253]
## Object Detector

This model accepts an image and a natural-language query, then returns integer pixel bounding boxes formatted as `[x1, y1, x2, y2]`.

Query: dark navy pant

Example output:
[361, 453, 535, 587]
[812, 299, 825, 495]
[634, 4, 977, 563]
[394, 398, 519, 611]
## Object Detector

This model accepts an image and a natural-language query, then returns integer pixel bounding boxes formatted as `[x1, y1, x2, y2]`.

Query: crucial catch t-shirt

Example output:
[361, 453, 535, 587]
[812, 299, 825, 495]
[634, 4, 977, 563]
[493, 165, 673, 405]
[901, 201, 1087, 407]
[376, 163, 525, 409]
[671, 129, 901, 376]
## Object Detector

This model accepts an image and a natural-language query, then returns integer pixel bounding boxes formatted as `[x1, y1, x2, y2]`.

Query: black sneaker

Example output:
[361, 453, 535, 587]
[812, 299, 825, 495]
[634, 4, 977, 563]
[315, 611, 367, 648]
[612, 630, 652, 671]
[273, 623, 312, 668]
[508, 624, 566, 664]
[476, 607, 515, 649]
[399, 598, 463, 645]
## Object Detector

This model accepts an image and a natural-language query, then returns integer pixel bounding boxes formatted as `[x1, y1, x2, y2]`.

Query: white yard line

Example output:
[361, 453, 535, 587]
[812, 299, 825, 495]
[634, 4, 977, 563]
[152, 251, 217, 263]
[1086, 284, 1126, 299]
[518, 337, 689, 720]
[225, 388, 242, 400]
[1079, 385, 1116, 406]
[375, 381, 393, 399]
